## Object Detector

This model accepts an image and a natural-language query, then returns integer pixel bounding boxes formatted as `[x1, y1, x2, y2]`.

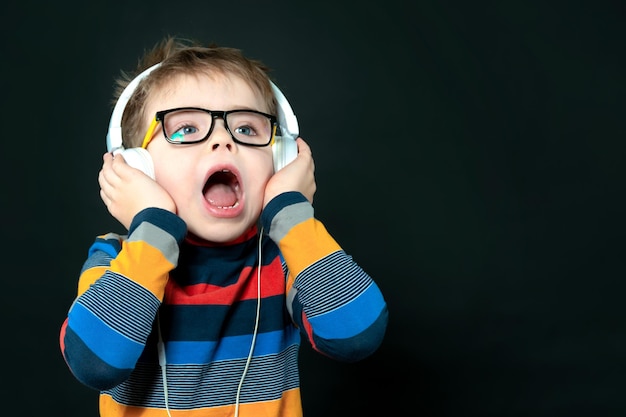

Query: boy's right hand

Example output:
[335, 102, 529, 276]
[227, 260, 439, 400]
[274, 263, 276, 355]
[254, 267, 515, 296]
[98, 152, 176, 230]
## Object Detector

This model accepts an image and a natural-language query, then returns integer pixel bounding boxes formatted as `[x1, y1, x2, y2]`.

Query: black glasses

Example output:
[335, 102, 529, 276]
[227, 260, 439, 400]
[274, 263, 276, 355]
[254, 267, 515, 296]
[154, 107, 277, 147]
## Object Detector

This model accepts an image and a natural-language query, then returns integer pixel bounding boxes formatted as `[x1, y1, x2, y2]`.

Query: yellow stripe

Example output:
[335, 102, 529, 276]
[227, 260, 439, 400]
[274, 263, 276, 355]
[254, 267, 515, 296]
[99, 387, 302, 416]
[108, 240, 172, 300]
[76, 266, 108, 296]
[279, 218, 341, 278]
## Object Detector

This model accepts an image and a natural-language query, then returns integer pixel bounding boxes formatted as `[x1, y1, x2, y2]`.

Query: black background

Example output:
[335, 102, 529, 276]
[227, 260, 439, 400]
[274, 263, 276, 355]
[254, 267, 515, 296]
[2, 1, 625, 416]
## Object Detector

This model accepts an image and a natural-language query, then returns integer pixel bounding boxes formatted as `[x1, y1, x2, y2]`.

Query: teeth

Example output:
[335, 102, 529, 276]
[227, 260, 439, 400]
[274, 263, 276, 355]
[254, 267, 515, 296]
[215, 201, 239, 209]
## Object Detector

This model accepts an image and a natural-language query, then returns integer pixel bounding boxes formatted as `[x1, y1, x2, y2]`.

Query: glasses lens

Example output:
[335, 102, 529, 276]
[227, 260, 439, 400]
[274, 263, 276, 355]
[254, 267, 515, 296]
[163, 109, 212, 143]
[226, 111, 273, 146]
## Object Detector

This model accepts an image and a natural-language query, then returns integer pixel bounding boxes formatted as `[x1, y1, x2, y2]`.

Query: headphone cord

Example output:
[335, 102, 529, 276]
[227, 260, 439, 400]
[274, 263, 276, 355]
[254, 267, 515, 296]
[234, 227, 263, 417]
[157, 311, 172, 417]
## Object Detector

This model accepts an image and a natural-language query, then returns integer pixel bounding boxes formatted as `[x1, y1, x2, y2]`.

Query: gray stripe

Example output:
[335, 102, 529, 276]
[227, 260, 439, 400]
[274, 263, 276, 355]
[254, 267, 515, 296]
[128, 221, 180, 266]
[294, 251, 372, 317]
[269, 201, 313, 242]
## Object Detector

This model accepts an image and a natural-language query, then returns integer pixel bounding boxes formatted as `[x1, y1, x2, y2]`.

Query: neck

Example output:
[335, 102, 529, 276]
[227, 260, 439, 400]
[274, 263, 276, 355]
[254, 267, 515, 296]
[184, 225, 259, 247]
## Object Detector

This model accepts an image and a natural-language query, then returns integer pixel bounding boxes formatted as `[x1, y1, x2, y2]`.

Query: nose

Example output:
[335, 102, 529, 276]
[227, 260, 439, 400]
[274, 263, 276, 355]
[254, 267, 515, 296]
[207, 117, 234, 152]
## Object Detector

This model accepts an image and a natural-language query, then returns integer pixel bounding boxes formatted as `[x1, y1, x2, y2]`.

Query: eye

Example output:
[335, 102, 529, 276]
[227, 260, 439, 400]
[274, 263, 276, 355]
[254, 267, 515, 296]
[164, 109, 210, 143]
[234, 125, 257, 137]
[170, 125, 200, 142]
[229, 111, 270, 139]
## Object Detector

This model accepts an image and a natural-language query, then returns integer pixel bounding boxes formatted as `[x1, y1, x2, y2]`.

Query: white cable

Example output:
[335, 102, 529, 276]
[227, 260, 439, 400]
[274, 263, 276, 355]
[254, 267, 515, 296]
[234, 227, 263, 417]
[157, 311, 173, 417]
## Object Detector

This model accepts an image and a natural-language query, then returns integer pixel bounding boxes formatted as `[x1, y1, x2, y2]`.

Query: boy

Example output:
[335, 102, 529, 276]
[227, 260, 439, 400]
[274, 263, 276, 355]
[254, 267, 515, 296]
[59, 35, 388, 417]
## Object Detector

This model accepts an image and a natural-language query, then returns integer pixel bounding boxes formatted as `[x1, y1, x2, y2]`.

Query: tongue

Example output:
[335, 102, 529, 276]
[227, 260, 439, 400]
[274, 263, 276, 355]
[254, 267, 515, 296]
[205, 183, 237, 207]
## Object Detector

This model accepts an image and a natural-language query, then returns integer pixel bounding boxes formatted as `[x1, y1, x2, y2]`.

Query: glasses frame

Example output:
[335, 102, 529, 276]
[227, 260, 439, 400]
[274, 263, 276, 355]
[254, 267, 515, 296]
[148, 107, 278, 147]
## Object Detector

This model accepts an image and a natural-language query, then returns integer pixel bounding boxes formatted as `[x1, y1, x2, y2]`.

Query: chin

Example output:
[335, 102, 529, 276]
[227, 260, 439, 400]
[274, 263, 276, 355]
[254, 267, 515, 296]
[187, 221, 252, 245]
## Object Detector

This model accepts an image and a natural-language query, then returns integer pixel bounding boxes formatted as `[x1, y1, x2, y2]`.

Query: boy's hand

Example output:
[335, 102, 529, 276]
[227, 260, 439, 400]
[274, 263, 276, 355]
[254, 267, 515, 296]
[264, 137, 316, 207]
[98, 152, 176, 230]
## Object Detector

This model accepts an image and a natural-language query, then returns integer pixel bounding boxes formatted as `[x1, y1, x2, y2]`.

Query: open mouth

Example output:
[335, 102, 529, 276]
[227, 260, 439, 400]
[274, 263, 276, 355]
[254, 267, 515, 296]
[203, 169, 241, 209]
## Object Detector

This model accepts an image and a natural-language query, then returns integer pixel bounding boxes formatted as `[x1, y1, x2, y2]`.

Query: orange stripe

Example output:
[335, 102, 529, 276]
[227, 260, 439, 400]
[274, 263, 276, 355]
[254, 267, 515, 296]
[278, 218, 341, 276]
[77, 266, 108, 296]
[109, 240, 173, 300]
[99, 387, 302, 416]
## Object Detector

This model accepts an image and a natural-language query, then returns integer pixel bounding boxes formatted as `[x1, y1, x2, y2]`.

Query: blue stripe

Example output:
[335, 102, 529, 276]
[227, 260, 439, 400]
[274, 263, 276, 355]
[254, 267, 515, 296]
[88, 240, 119, 258]
[307, 283, 386, 339]
[164, 327, 300, 364]
[69, 303, 144, 369]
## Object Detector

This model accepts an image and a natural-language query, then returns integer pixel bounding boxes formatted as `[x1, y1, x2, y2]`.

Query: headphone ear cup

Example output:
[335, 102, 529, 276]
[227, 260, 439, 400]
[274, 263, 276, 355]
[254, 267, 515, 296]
[114, 148, 155, 179]
[272, 136, 298, 172]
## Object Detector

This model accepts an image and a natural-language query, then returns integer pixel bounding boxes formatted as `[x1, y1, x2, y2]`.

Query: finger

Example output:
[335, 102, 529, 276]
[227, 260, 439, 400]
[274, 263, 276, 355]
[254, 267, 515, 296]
[296, 137, 311, 154]
[103, 155, 128, 186]
[99, 188, 110, 207]
[101, 153, 116, 178]
[99, 166, 116, 191]
[102, 152, 115, 167]
[98, 162, 122, 202]
[98, 171, 114, 204]
[110, 152, 127, 173]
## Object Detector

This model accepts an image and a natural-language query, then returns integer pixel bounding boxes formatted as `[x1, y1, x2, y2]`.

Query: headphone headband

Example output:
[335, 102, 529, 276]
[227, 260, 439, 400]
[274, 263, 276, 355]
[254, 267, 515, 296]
[106, 63, 162, 152]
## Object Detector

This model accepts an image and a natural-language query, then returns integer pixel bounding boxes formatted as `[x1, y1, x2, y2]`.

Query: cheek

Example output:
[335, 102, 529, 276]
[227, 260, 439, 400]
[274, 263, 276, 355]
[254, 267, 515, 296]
[253, 153, 275, 182]
[249, 169, 273, 192]
[244, 153, 274, 195]
[151, 153, 190, 193]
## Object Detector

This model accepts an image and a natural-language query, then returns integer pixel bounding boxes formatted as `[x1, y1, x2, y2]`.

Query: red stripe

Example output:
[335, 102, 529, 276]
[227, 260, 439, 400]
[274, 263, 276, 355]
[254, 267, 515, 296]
[165, 256, 284, 305]
[301, 312, 316, 350]
[59, 318, 68, 354]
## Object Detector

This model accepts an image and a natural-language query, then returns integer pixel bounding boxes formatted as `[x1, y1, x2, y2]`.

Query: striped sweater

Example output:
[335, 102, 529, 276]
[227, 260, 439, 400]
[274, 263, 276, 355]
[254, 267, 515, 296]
[60, 191, 388, 416]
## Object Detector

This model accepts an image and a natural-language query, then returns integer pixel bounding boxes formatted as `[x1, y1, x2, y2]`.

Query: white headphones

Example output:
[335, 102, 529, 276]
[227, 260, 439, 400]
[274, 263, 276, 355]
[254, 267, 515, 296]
[106, 63, 299, 179]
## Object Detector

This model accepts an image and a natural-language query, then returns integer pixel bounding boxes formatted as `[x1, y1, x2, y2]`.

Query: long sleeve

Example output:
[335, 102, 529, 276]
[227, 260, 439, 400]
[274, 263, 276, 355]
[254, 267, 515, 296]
[59, 208, 187, 390]
[261, 192, 388, 362]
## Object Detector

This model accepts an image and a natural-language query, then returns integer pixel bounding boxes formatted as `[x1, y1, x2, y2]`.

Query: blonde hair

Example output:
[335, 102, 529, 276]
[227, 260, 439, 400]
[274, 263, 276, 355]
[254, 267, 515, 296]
[113, 36, 277, 148]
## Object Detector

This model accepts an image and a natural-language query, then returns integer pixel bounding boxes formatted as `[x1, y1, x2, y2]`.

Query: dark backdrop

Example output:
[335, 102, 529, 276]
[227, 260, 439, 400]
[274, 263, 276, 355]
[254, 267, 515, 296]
[2, 1, 624, 416]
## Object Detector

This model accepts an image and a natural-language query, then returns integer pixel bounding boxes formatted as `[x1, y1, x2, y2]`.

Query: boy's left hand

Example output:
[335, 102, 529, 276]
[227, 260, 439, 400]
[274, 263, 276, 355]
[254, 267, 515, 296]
[264, 137, 316, 206]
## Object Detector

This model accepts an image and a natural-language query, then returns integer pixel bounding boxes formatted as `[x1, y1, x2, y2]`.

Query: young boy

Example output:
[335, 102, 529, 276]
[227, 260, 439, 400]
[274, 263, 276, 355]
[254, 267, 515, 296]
[59, 36, 388, 417]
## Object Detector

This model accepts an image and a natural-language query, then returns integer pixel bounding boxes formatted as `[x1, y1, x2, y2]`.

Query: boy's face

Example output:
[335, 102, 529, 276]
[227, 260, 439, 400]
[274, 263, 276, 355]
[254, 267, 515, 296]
[144, 72, 274, 243]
